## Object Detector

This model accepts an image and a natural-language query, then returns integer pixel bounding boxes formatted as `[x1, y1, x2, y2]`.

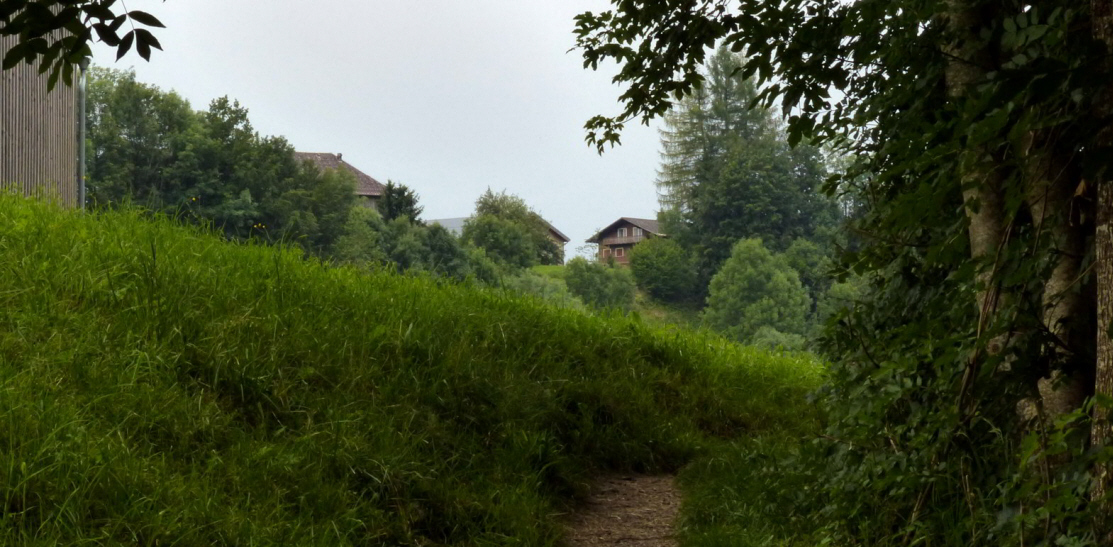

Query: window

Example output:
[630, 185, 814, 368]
[615, 247, 625, 257]
[603, 248, 611, 257]
[617, 227, 627, 237]
[633, 227, 643, 237]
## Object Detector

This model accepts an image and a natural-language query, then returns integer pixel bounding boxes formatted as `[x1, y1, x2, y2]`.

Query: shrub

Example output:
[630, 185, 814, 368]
[703, 238, 810, 343]
[628, 238, 697, 302]
[502, 271, 584, 309]
[462, 214, 537, 269]
[564, 257, 636, 311]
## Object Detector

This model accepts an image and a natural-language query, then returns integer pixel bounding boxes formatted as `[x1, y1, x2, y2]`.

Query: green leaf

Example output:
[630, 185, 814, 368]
[82, 4, 116, 21]
[116, 30, 133, 60]
[2, 45, 24, 70]
[134, 28, 162, 56]
[93, 23, 121, 46]
[47, 61, 61, 90]
[126, 10, 165, 28]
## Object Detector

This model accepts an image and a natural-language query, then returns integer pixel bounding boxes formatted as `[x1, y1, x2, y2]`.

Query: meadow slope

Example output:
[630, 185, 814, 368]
[0, 197, 822, 545]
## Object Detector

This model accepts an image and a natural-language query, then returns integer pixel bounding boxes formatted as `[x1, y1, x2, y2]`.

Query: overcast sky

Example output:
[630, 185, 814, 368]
[90, 1, 664, 255]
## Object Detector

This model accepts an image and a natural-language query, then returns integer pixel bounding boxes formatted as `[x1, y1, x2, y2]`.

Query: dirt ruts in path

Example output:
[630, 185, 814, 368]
[564, 474, 680, 547]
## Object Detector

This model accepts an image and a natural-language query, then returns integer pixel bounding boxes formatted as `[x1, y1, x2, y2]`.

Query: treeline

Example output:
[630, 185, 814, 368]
[625, 47, 857, 349]
[85, 68, 565, 289]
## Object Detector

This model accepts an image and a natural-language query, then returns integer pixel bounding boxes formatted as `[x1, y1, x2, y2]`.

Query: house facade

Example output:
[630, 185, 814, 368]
[1, 35, 83, 207]
[294, 152, 385, 208]
[586, 217, 664, 265]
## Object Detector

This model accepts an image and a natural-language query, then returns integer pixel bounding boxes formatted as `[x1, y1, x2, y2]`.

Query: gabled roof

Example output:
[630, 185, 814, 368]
[543, 220, 570, 243]
[428, 216, 570, 243]
[294, 152, 385, 198]
[586, 217, 663, 243]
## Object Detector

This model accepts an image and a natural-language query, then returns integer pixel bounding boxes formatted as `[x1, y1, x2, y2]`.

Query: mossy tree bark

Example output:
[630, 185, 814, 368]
[1091, 0, 1113, 525]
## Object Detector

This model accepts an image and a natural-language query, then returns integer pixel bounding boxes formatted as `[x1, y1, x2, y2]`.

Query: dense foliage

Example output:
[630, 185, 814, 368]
[577, 0, 1113, 544]
[463, 189, 563, 267]
[563, 257, 637, 311]
[462, 214, 538, 270]
[379, 180, 424, 224]
[628, 237, 697, 302]
[655, 48, 839, 284]
[87, 67, 353, 248]
[85, 68, 517, 286]
[703, 239, 810, 345]
[636, 47, 843, 347]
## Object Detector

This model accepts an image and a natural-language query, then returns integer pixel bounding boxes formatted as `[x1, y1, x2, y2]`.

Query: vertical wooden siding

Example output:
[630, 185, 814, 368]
[0, 34, 79, 207]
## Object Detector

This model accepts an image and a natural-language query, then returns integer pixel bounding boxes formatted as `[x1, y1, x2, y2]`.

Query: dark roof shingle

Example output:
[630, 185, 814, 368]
[294, 152, 385, 198]
[586, 217, 663, 243]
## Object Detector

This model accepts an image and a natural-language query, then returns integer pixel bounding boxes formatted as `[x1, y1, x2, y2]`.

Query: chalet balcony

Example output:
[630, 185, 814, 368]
[600, 235, 648, 246]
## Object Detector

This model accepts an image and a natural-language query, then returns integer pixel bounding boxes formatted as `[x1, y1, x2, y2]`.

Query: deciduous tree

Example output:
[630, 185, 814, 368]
[628, 237, 696, 302]
[576, 0, 1113, 541]
[702, 238, 809, 344]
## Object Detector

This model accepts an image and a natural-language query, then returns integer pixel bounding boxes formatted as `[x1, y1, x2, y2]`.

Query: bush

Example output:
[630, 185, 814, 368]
[502, 271, 584, 309]
[628, 238, 697, 302]
[703, 238, 810, 343]
[749, 326, 807, 352]
[564, 257, 636, 311]
[462, 214, 537, 269]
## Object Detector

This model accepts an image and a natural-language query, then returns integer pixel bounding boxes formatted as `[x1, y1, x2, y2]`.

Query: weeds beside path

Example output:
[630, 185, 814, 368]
[565, 475, 680, 547]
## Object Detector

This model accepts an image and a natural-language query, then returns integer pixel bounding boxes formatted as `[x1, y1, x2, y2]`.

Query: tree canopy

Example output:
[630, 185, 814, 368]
[579, 0, 1113, 543]
[463, 189, 563, 267]
[703, 238, 810, 344]
[379, 180, 424, 224]
[654, 46, 838, 288]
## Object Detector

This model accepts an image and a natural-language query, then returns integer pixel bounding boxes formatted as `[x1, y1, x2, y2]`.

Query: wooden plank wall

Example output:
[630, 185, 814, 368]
[0, 33, 79, 207]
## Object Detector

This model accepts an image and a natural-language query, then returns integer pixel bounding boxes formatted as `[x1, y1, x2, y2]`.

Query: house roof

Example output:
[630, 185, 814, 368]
[428, 216, 570, 243]
[543, 220, 570, 243]
[294, 152, 385, 198]
[586, 217, 663, 243]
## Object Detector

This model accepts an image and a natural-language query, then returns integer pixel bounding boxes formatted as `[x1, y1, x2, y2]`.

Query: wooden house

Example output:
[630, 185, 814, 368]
[586, 217, 664, 265]
[294, 152, 385, 208]
[1, 35, 84, 207]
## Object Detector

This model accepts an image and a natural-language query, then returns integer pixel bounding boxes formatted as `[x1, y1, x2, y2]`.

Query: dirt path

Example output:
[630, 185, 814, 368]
[563, 474, 680, 547]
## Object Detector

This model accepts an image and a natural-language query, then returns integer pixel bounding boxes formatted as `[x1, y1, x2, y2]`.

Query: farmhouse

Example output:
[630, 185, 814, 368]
[0, 35, 85, 207]
[294, 152, 385, 208]
[586, 217, 664, 265]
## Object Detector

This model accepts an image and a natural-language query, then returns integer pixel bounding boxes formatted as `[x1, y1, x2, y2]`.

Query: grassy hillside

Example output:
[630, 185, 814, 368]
[0, 196, 822, 545]
[531, 264, 704, 331]
[632, 291, 703, 332]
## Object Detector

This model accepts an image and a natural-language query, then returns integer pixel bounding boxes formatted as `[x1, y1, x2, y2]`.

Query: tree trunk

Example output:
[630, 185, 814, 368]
[1025, 132, 1089, 423]
[1090, 0, 1113, 523]
[943, 0, 1009, 405]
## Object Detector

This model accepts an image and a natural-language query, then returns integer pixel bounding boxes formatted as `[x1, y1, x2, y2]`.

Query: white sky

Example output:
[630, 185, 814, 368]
[90, 1, 665, 255]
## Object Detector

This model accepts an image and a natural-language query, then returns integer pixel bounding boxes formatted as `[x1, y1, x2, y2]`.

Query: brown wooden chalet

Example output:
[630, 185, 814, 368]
[294, 152, 385, 208]
[586, 217, 664, 265]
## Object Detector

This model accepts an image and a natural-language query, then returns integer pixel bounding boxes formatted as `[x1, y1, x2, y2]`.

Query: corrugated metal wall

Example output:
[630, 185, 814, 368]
[0, 34, 79, 207]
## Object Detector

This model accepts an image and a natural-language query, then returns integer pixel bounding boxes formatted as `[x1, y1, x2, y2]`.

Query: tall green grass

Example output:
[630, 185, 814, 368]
[0, 196, 822, 545]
